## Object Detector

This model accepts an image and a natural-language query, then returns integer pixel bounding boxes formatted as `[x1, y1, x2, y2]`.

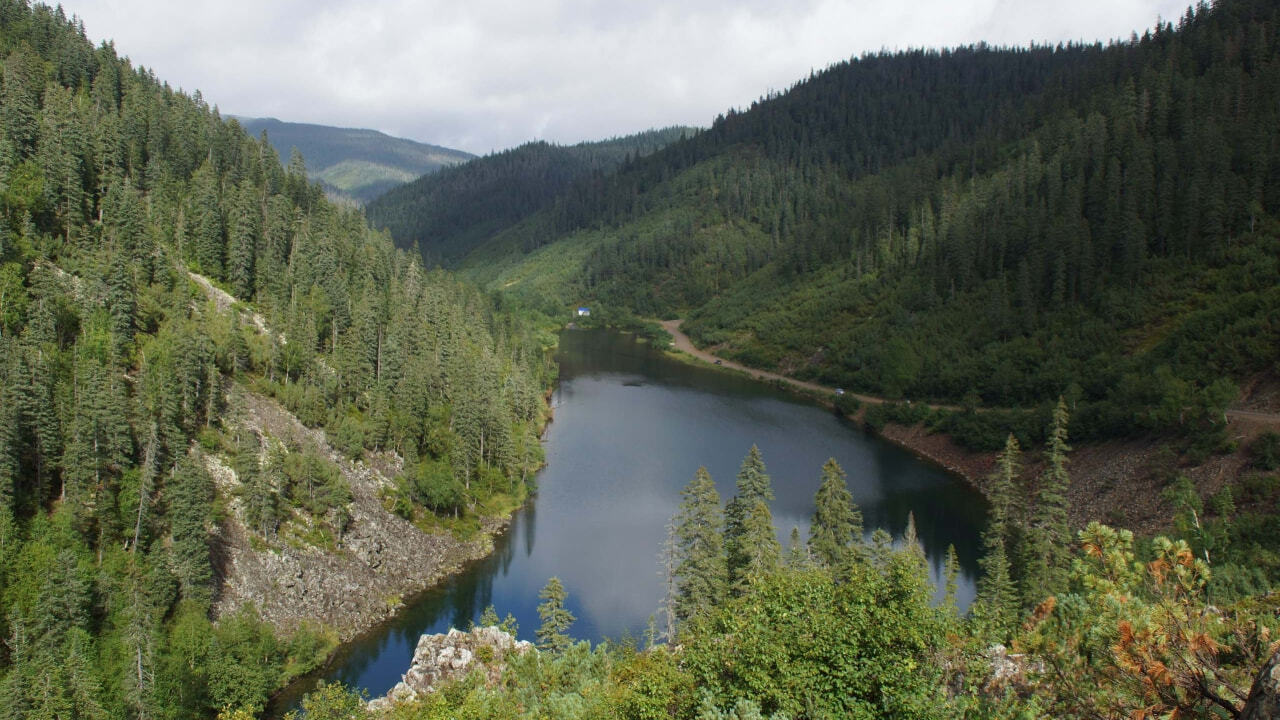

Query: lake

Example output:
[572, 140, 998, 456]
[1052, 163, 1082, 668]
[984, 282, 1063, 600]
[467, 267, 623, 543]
[277, 328, 987, 707]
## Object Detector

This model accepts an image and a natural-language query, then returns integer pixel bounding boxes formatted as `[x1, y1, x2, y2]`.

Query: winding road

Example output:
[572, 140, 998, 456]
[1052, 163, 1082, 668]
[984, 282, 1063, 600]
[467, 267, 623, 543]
[659, 320, 1280, 426]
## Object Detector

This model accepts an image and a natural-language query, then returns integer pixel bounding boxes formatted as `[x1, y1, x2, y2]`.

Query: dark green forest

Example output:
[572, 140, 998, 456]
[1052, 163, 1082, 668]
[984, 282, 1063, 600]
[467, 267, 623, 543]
[0, 2, 552, 717]
[366, 126, 697, 266]
[400, 0, 1280, 450]
[3, 0, 1280, 718]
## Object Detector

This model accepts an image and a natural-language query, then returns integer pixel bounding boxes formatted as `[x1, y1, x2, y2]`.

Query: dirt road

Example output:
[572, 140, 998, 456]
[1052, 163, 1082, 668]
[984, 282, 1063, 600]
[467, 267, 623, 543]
[660, 320, 1280, 426]
[659, 319, 885, 405]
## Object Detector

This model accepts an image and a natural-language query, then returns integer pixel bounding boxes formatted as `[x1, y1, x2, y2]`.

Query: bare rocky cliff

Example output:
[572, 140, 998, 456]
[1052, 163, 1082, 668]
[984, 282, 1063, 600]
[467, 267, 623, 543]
[368, 626, 534, 712]
[210, 385, 508, 641]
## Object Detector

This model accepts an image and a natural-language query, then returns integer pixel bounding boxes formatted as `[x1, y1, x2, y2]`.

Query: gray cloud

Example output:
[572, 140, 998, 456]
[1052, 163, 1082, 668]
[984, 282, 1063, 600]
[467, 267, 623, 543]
[69, 0, 1191, 154]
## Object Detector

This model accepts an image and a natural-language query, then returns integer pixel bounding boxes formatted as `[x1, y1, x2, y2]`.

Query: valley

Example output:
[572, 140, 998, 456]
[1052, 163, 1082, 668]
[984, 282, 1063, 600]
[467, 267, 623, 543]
[1, 0, 1279, 718]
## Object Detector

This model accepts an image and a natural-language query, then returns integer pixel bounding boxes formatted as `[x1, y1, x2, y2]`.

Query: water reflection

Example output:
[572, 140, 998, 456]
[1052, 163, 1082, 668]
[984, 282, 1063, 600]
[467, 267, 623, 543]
[273, 329, 987, 710]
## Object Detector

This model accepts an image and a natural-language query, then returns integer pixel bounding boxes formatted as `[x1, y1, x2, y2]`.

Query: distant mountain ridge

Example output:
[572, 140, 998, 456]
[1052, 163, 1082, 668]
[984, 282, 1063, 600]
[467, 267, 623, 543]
[236, 117, 474, 204]
[366, 126, 699, 265]
[410, 0, 1278, 451]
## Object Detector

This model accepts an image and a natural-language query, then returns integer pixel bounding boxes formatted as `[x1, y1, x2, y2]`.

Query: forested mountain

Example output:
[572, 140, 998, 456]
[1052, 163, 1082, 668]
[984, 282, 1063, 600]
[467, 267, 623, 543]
[0, 2, 551, 717]
[366, 126, 698, 265]
[236, 117, 474, 204]
[440, 0, 1280, 450]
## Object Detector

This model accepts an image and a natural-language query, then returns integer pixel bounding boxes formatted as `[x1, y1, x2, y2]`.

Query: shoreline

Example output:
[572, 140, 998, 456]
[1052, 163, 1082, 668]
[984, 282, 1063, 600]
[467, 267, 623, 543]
[654, 320, 1274, 536]
[656, 319, 991, 490]
[260, 382, 559, 715]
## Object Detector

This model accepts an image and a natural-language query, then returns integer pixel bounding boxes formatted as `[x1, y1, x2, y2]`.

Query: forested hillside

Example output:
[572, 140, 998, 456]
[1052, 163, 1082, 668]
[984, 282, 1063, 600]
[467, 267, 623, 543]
[0, 2, 551, 716]
[237, 117, 474, 205]
[366, 126, 697, 266]
[446, 0, 1279, 449]
[297, 430, 1280, 719]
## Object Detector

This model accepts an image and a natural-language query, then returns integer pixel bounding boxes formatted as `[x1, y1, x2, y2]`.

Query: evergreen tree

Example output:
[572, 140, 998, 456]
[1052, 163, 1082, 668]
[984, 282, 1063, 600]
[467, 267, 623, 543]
[227, 182, 259, 300]
[725, 445, 773, 587]
[869, 528, 893, 569]
[734, 499, 780, 592]
[535, 576, 574, 652]
[978, 433, 1023, 634]
[942, 544, 960, 618]
[1023, 398, 1072, 607]
[673, 467, 726, 622]
[188, 161, 225, 279]
[168, 451, 214, 604]
[808, 457, 864, 570]
[786, 526, 808, 568]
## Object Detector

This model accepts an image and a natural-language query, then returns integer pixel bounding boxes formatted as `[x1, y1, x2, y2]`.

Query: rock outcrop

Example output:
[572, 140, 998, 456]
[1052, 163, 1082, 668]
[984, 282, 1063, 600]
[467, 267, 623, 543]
[212, 386, 508, 641]
[368, 627, 534, 711]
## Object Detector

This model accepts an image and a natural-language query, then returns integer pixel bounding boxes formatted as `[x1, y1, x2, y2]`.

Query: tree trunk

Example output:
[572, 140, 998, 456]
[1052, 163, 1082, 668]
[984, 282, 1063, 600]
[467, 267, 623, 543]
[1241, 648, 1280, 720]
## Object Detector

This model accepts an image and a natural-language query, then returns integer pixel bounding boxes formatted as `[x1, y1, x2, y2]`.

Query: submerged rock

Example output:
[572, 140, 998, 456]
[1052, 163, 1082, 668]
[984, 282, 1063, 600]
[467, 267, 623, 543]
[368, 626, 534, 711]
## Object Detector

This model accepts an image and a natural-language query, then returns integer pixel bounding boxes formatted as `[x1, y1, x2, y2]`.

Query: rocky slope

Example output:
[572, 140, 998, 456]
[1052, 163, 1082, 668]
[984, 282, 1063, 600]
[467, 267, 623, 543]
[368, 626, 534, 712]
[184, 271, 514, 641]
[209, 385, 507, 641]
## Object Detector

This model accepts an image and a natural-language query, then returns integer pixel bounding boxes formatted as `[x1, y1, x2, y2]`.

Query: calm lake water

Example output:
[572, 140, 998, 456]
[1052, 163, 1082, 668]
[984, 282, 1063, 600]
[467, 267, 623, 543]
[276, 329, 987, 708]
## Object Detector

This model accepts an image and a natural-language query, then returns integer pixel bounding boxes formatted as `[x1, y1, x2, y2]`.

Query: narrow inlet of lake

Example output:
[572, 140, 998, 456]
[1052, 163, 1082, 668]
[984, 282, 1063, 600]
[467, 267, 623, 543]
[277, 328, 988, 707]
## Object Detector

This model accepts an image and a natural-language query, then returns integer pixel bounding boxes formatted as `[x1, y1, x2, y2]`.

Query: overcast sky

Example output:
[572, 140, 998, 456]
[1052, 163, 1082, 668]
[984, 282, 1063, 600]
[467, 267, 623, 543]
[66, 0, 1191, 155]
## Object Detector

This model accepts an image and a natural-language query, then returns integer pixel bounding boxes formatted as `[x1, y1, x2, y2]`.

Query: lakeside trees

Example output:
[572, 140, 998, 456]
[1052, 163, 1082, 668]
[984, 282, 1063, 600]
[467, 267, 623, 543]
[363, 432, 1278, 719]
[0, 2, 554, 716]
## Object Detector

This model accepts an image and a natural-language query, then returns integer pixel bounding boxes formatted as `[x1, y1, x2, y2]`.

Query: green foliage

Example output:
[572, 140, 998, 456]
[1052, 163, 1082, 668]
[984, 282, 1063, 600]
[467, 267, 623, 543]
[683, 562, 946, 719]
[807, 457, 863, 570]
[0, 4, 554, 717]
[283, 680, 369, 720]
[673, 467, 726, 622]
[1251, 431, 1280, 471]
[421, 0, 1280, 448]
[535, 577, 575, 653]
[368, 127, 698, 266]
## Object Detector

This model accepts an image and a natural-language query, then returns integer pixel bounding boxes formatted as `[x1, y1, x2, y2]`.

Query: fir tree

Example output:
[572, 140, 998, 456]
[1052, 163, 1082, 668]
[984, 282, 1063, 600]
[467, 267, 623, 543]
[535, 577, 574, 652]
[168, 451, 214, 604]
[1024, 398, 1072, 607]
[734, 499, 780, 592]
[673, 467, 726, 621]
[725, 445, 773, 587]
[808, 457, 864, 570]
[942, 544, 961, 618]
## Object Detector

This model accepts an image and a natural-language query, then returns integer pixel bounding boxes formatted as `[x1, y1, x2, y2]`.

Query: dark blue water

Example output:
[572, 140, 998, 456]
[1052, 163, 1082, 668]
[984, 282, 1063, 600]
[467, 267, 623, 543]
[275, 329, 987, 708]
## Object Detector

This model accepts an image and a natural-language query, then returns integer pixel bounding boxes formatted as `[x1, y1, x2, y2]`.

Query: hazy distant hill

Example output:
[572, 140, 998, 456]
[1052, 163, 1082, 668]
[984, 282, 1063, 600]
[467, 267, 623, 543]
[236, 117, 474, 203]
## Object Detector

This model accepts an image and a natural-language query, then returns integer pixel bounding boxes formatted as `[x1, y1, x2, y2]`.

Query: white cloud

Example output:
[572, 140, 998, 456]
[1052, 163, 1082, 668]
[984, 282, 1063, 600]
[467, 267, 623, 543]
[66, 0, 1192, 154]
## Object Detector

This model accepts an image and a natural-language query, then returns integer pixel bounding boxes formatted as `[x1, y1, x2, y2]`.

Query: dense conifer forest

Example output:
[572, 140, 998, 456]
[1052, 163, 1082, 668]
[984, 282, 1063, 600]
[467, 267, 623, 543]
[2, 0, 1280, 719]
[366, 127, 697, 266]
[0, 2, 552, 716]
[385, 0, 1280, 452]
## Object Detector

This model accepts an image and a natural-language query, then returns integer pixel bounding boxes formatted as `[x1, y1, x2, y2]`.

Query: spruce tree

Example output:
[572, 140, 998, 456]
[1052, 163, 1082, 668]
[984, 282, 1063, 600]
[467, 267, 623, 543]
[673, 467, 726, 621]
[786, 527, 808, 568]
[167, 451, 214, 604]
[942, 544, 961, 618]
[976, 535, 1018, 639]
[734, 499, 780, 592]
[725, 445, 773, 586]
[808, 457, 864, 570]
[1024, 398, 1072, 607]
[977, 434, 1022, 637]
[869, 528, 893, 569]
[535, 577, 574, 652]
[227, 182, 259, 300]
